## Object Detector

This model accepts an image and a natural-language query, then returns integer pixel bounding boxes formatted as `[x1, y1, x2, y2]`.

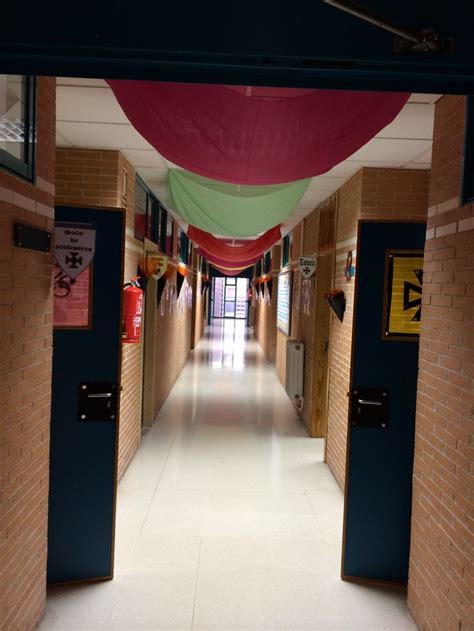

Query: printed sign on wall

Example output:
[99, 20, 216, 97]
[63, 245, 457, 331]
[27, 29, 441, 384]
[277, 271, 292, 335]
[53, 223, 95, 329]
[383, 250, 424, 340]
[298, 256, 316, 279]
[146, 254, 168, 279]
[54, 223, 96, 278]
[54, 264, 92, 329]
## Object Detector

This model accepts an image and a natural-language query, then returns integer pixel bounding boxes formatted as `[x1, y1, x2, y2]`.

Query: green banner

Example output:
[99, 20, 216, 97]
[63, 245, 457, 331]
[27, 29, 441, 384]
[167, 169, 310, 237]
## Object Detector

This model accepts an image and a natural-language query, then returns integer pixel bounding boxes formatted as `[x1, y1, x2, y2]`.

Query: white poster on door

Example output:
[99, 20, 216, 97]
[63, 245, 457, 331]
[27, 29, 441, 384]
[54, 223, 96, 279]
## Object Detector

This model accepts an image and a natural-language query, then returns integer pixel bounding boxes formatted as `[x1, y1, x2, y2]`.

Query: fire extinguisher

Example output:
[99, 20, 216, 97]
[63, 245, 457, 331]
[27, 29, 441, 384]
[123, 278, 144, 343]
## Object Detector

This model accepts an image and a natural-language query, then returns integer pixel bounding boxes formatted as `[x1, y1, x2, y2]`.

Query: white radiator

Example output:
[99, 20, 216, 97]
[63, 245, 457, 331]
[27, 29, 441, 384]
[286, 340, 304, 401]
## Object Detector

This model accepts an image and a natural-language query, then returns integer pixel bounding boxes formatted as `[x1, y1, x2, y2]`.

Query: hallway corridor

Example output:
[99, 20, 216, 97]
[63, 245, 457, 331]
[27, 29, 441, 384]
[40, 321, 416, 630]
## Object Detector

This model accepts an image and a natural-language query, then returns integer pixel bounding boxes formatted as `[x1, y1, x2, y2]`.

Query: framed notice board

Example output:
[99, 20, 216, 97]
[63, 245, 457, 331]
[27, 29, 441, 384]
[277, 271, 292, 335]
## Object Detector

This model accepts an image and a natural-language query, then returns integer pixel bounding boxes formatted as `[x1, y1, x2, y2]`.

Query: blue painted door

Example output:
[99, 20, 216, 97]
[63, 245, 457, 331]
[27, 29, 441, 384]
[342, 221, 426, 584]
[48, 206, 124, 583]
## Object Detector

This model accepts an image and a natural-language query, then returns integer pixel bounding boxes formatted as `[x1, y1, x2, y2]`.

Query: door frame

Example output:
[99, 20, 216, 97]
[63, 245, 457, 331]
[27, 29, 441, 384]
[48, 203, 125, 586]
[340, 218, 425, 589]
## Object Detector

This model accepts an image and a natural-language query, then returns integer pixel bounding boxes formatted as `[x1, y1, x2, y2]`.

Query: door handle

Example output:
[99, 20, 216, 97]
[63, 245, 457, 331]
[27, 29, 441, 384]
[357, 399, 382, 406]
[87, 392, 112, 398]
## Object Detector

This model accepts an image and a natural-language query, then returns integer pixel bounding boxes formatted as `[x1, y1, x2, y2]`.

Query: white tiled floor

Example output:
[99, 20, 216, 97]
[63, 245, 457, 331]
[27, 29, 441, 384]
[40, 320, 417, 630]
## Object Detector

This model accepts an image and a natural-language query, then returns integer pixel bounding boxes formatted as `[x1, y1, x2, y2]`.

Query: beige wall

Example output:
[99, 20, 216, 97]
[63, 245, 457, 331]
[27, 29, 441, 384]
[151, 267, 193, 418]
[191, 250, 207, 349]
[254, 245, 280, 362]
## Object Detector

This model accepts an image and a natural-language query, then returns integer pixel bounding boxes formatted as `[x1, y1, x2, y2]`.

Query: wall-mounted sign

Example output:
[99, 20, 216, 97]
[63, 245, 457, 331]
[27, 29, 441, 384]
[383, 250, 424, 340]
[54, 222, 95, 279]
[298, 256, 316, 279]
[277, 271, 292, 335]
[146, 254, 168, 279]
[53, 262, 92, 329]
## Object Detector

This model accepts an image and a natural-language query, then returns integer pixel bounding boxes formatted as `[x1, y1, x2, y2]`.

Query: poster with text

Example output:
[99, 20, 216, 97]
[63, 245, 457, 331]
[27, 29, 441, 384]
[277, 271, 292, 335]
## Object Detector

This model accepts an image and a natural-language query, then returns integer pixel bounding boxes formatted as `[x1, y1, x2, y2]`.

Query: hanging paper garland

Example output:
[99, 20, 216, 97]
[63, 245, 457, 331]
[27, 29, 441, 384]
[167, 169, 309, 237]
[108, 80, 409, 185]
[187, 225, 281, 263]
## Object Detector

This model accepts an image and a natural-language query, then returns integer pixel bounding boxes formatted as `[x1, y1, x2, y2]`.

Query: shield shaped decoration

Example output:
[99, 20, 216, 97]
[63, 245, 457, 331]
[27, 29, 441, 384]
[298, 256, 316, 279]
[147, 254, 169, 280]
[54, 223, 96, 279]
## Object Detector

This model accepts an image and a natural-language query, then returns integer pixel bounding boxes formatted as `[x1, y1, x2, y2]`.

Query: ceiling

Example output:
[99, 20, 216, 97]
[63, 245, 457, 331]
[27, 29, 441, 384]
[56, 77, 439, 236]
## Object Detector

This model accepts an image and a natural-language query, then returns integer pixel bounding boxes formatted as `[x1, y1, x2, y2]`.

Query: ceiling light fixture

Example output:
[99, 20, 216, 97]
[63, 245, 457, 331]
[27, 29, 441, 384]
[322, 0, 453, 52]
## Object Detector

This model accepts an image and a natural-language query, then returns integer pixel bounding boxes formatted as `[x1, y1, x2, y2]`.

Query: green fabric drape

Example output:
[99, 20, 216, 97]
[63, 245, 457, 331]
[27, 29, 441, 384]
[167, 169, 310, 237]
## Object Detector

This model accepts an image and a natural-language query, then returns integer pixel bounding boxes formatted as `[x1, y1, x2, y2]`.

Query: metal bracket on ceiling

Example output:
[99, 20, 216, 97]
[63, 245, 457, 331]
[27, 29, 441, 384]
[322, 0, 454, 53]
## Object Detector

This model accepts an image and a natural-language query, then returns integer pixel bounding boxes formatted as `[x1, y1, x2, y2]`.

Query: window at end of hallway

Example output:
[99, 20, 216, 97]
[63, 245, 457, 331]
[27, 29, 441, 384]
[0, 75, 36, 181]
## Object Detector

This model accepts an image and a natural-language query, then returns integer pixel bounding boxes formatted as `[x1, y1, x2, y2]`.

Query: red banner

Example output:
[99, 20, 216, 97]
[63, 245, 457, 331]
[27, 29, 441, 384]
[108, 80, 408, 185]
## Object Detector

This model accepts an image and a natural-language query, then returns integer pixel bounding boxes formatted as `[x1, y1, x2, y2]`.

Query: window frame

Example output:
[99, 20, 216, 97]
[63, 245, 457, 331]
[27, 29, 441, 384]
[179, 227, 190, 265]
[165, 213, 174, 257]
[134, 175, 165, 245]
[263, 250, 271, 274]
[461, 95, 474, 205]
[282, 233, 293, 268]
[0, 75, 36, 182]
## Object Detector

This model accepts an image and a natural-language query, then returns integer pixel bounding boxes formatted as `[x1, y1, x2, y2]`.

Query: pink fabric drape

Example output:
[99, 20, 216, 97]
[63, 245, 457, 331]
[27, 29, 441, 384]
[108, 80, 409, 185]
[197, 248, 262, 270]
[188, 225, 282, 263]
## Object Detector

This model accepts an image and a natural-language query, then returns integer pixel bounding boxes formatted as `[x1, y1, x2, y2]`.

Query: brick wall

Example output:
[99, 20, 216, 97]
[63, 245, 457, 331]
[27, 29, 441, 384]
[325, 172, 362, 485]
[117, 154, 143, 479]
[408, 95, 474, 631]
[254, 246, 280, 362]
[0, 77, 56, 631]
[56, 148, 143, 479]
[298, 208, 319, 431]
[152, 265, 193, 416]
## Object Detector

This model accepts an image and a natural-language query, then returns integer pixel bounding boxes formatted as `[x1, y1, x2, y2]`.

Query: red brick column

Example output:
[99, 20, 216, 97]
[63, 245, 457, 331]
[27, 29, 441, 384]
[408, 96, 474, 630]
[0, 77, 56, 631]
